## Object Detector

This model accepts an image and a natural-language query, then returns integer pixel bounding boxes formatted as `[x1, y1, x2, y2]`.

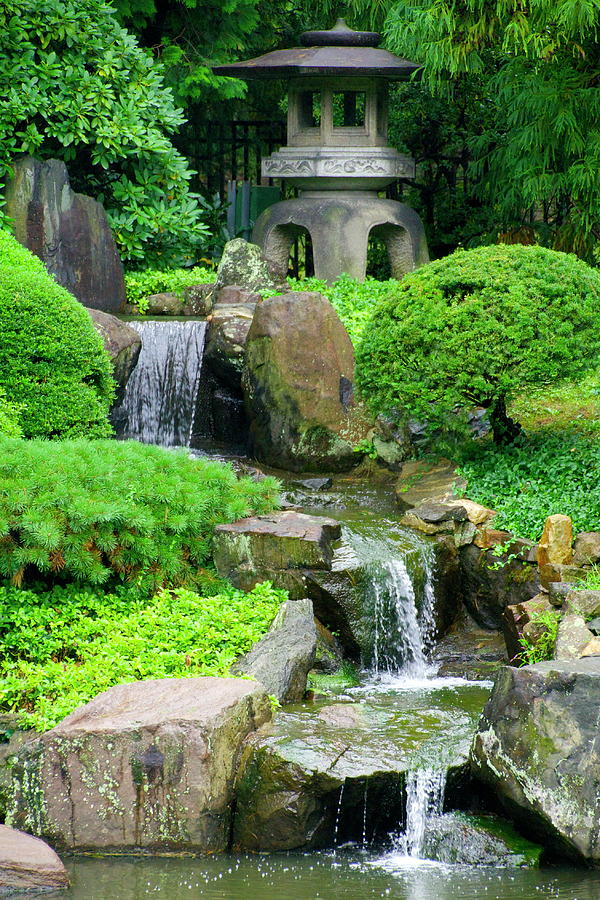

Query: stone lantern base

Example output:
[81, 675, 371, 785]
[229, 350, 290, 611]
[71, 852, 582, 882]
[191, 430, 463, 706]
[252, 193, 429, 283]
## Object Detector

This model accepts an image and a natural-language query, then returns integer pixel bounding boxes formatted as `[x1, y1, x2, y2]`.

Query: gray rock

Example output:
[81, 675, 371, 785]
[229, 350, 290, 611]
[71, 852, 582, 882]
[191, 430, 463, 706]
[423, 812, 542, 866]
[573, 531, 600, 566]
[0, 717, 36, 820]
[232, 598, 317, 703]
[8, 678, 271, 852]
[292, 477, 333, 492]
[86, 308, 141, 400]
[182, 283, 214, 316]
[471, 658, 600, 863]
[459, 543, 541, 630]
[563, 589, 600, 619]
[243, 292, 370, 472]
[502, 594, 556, 664]
[214, 511, 341, 581]
[0, 825, 69, 892]
[395, 460, 467, 511]
[142, 292, 184, 315]
[214, 285, 261, 306]
[5, 156, 125, 313]
[214, 238, 287, 295]
[409, 501, 469, 525]
[205, 303, 256, 390]
[587, 616, 600, 635]
[554, 614, 594, 659]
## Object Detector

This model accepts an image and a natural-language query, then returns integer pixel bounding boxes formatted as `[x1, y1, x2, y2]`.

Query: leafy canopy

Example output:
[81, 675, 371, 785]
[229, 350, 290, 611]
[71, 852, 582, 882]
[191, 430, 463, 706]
[0, 437, 279, 590]
[0, 0, 209, 265]
[0, 579, 285, 730]
[0, 231, 114, 439]
[356, 244, 600, 440]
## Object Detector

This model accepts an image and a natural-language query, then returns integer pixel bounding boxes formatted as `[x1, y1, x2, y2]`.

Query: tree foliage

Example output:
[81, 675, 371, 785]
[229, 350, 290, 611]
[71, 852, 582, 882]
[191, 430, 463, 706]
[0, 231, 114, 439]
[0, 0, 210, 265]
[347, 0, 600, 256]
[356, 245, 600, 442]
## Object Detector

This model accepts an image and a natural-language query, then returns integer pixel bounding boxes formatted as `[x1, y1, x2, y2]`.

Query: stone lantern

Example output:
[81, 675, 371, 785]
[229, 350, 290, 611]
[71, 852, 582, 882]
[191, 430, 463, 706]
[214, 19, 428, 282]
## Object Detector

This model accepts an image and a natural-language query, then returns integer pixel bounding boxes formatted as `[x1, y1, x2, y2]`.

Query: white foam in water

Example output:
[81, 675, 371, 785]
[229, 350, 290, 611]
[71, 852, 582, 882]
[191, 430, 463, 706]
[117, 320, 207, 447]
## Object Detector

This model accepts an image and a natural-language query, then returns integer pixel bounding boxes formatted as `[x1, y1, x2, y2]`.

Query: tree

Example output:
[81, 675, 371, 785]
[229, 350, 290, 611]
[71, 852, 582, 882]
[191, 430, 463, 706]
[0, 0, 210, 266]
[348, 0, 600, 258]
[356, 245, 600, 443]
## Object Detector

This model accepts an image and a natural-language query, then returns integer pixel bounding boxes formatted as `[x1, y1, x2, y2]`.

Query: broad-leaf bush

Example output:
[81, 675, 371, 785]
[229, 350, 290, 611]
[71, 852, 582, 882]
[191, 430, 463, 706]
[0, 438, 279, 589]
[125, 265, 216, 312]
[356, 245, 600, 442]
[0, 0, 209, 266]
[0, 231, 114, 438]
[0, 579, 285, 730]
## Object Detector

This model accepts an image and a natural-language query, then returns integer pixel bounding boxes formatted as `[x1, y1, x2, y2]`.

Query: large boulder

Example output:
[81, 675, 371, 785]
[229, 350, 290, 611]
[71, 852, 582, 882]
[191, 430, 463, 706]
[423, 812, 542, 867]
[8, 678, 271, 852]
[5, 157, 125, 312]
[214, 238, 287, 295]
[0, 825, 69, 892]
[205, 301, 257, 390]
[243, 292, 369, 471]
[459, 542, 540, 630]
[86, 308, 141, 401]
[231, 598, 317, 703]
[471, 658, 600, 863]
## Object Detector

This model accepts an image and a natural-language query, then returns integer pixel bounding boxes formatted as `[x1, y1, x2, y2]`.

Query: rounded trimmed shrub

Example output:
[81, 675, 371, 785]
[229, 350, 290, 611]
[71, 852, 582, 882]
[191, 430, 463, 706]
[357, 245, 600, 442]
[0, 230, 114, 437]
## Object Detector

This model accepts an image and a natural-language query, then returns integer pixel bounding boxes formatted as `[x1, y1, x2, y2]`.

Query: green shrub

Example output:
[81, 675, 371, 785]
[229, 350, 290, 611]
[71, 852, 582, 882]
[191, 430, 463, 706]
[288, 274, 397, 346]
[356, 245, 600, 443]
[125, 265, 216, 312]
[0, 231, 115, 438]
[518, 609, 560, 666]
[457, 431, 600, 540]
[0, 389, 21, 437]
[0, 579, 285, 730]
[0, 437, 279, 589]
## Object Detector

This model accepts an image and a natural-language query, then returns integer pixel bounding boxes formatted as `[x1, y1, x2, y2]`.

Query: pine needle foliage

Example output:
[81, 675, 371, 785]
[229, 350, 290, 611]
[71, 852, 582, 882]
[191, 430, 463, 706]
[0, 578, 285, 730]
[0, 231, 115, 438]
[0, 438, 279, 590]
[356, 245, 600, 442]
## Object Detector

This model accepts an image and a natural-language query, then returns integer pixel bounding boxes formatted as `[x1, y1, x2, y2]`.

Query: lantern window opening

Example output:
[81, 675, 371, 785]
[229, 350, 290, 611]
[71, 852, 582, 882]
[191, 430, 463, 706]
[332, 91, 366, 129]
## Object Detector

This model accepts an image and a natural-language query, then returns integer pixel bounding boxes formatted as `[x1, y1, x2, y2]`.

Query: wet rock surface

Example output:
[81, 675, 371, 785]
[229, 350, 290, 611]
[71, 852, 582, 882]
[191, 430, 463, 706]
[459, 542, 540, 630]
[6, 156, 125, 312]
[471, 658, 600, 864]
[231, 598, 317, 703]
[0, 825, 69, 892]
[243, 292, 369, 472]
[87, 308, 141, 401]
[423, 812, 543, 867]
[395, 460, 467, 510]
[9, 678, 271, 852]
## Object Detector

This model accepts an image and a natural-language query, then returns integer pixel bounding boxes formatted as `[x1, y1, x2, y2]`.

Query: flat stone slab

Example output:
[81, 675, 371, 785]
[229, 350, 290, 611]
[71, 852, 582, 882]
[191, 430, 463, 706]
[0, 825, 69, 892]
[214, 511, 341, 575]
[395, 461, 467, 511]
[9, 678, 271, 852]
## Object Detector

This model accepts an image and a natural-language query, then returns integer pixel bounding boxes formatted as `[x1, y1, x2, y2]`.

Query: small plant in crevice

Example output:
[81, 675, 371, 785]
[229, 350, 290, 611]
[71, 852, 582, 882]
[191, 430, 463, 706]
[518, 610, 560, 666]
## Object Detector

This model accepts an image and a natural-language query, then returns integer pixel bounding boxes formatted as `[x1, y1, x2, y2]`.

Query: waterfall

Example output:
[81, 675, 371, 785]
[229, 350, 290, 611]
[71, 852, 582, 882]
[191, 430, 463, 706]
[116, 320, 207, 447]
[400, 768, 447, 858]
[367, 542, 436, 677]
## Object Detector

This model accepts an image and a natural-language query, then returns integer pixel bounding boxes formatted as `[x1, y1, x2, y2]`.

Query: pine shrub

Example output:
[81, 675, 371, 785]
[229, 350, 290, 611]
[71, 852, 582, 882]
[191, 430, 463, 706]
[356, 245, 600, 442]
[0, 437, 279, 589]
[0, 231, 115, 438]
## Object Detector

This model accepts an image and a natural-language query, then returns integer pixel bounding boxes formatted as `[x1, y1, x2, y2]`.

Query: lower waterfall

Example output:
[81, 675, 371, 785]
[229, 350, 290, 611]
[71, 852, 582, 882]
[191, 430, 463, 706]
[115, 320, 207, 447]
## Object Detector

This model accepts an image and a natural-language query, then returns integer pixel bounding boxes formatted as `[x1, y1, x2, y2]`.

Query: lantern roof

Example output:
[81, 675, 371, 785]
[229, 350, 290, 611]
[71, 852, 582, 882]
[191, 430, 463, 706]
[213, 19, 420, 81]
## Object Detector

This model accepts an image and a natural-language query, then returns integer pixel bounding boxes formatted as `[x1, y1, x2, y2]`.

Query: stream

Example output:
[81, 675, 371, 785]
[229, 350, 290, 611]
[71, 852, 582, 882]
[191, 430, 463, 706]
[89, 326, 600, 898]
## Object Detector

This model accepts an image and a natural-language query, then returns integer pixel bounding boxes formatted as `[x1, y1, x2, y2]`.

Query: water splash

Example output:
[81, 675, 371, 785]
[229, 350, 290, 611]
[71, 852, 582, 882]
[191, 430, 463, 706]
[333, 781, 346, 853]
[401, 768, 447, 858]
[116, 320, 207, 447]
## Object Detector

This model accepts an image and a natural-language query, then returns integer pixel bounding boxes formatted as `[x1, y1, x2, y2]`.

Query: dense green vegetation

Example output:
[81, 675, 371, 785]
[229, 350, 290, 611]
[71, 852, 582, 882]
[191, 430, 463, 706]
[457, 432, 600, 542]
[125, 265, 215, 311]
[0, 578, 285, 730]
[0, 231, 114, 439]
[0, 437, 279, 590]
[0, 0, 209, 266]
[356, 245, 600, 443]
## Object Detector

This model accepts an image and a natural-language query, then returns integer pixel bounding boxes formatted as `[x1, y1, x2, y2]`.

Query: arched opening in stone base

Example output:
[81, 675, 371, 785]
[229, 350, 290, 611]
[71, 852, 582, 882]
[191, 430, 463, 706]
[368, 223, 414, 280]
[262, 223, 315, 280]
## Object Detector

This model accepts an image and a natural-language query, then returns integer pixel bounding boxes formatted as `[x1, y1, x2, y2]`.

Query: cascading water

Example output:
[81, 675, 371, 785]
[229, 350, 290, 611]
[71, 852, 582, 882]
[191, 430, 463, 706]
[116, 320, 207, 447]
[400, 768, 447, 858]
[366, 542, 437, 677]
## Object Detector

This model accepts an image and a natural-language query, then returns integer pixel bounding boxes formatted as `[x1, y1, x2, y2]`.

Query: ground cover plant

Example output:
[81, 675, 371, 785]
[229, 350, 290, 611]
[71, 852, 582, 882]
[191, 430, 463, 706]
[0, 437, 279, 590]
[125, 265, 216, 312]
[356, 245, 600, 443]
[0, 231, 114, 438]
[0, 578, 285, 730]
